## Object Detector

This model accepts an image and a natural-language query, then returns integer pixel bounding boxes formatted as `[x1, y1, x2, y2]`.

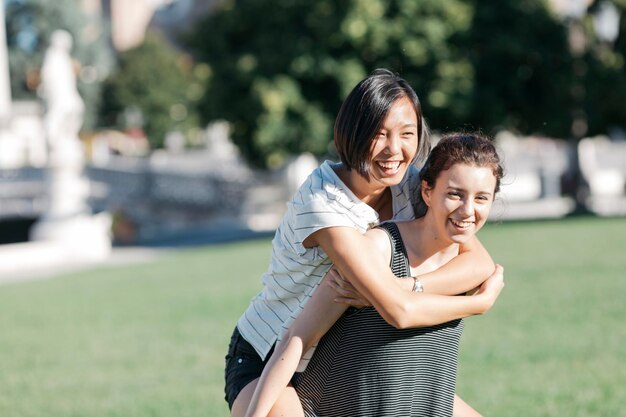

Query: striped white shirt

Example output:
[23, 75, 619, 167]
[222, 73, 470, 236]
[237, 160, 419, 361]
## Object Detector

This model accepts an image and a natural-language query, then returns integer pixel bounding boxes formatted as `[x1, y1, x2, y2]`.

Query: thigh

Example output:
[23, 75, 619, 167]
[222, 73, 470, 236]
[230, 378, 258, 417]
[225, 327, 304, 417]
[232, 379, 303, 417]
[224, 328, 265, 410]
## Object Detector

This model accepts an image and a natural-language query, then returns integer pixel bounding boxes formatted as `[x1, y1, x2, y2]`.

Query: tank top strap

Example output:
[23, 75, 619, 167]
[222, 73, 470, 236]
[376, 222, 411, 278]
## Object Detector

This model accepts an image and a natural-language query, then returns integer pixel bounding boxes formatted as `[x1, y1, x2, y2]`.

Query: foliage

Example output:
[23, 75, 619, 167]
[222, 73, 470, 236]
[186, 0, 626, 168]
[4, 0, 113, 129]
[581, 1, 626, 136]
[1, 217, 625, 416]
[185, 0, 474, 168]
[461, 0, 574, 137]
[99, 32, 205, 149]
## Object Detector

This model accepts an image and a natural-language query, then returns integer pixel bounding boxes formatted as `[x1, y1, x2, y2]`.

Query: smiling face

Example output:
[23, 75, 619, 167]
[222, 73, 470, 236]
[366, 96, 419, 188]
[422, 163, 497, 244]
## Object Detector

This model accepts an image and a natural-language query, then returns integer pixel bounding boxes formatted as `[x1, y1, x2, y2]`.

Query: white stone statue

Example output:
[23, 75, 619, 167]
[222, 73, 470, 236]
[38, 29, 88, 217]
[30, 30, 111, 261]
[41, 30, 84, 148]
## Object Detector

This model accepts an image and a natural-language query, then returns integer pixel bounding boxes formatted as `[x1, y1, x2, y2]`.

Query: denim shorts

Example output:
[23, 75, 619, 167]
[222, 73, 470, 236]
[224, 326, 275, 410]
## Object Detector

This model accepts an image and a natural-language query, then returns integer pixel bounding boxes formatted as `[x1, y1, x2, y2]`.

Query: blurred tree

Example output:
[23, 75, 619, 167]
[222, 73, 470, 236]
[461, 0, 574, 138]
[581, 0, 626, 136]
[4, 0, 113, 129]
[99, 32, 204, 149]
[186, 0, 626, 168]
[613, 0, 626, 56]
[185, 0, 473, 168]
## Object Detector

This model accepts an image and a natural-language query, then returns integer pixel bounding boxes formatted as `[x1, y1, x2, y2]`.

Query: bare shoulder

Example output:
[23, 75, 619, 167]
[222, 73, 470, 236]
[364, 226, 393, 260]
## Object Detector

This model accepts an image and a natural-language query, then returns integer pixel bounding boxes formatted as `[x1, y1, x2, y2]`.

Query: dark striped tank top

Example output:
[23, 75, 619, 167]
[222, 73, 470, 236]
[293, 222, 464, 417]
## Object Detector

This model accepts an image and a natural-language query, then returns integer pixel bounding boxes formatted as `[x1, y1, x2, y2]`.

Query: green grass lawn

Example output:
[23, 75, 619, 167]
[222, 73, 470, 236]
[1, 216, 625, 417]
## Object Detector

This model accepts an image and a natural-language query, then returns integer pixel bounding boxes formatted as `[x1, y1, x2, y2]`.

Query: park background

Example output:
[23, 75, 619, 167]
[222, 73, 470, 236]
[0, 0, 625, 416]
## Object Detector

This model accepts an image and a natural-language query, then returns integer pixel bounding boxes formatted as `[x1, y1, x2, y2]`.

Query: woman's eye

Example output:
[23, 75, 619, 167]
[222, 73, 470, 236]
[447, 192, 461, 198]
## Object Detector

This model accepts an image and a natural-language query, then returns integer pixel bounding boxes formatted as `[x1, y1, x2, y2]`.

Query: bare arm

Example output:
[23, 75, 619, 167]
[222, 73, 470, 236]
[310, 227, 503, 329]
[335, 229, 495, 297]
[418, 236, 495, 295]
[246, 246, 503, 417]
[244, 274, 349, 417]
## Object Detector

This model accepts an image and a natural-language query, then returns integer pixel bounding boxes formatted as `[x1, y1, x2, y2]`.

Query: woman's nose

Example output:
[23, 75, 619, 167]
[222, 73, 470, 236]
[459, 199, 474, 216]
[385, 134, 401, 154]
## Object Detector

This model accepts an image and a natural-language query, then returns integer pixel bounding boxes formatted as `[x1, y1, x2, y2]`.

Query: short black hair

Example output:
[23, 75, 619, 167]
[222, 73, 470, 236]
[333, 68, 429, 180]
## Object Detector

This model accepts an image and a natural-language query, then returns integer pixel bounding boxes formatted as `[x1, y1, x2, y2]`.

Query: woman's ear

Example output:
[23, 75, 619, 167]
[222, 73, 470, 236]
[421, 180, 432, 207]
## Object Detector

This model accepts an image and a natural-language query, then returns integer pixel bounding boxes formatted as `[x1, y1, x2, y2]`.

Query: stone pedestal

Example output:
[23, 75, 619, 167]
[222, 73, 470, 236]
[30, 212, 112, 261]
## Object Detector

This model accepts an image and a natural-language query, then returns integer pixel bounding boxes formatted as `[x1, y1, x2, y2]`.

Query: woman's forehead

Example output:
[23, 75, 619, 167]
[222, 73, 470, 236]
[437, 164, 496, 191]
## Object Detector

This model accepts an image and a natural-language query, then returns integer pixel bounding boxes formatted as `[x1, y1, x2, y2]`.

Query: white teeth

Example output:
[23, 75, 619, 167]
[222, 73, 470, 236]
[450, 219, 473, 229]
[377, 161, 400, 170]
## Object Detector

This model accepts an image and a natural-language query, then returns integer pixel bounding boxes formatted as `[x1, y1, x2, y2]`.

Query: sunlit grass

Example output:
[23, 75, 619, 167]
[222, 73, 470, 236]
[0, 216, 624, 417]
[457, 216, 626, 417]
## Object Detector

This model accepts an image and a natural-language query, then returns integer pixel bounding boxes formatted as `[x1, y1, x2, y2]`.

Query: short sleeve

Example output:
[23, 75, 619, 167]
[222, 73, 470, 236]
[289, 197, 361, 256]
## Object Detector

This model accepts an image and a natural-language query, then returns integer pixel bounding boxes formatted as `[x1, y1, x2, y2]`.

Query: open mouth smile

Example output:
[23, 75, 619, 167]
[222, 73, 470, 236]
[449, 219, 474, 229]
[376, 161, 402, 175]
